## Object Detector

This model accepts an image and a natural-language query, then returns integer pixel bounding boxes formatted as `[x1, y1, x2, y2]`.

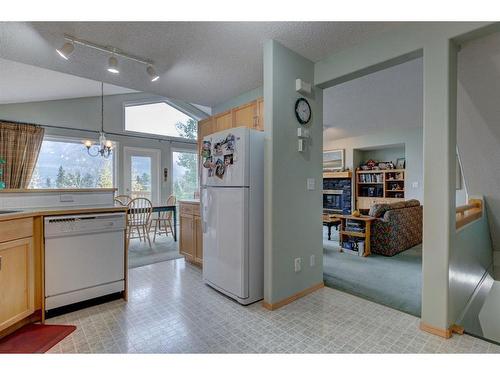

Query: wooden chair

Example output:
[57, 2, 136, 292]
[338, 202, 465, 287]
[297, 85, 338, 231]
[127, 197, 153, 248]
[115, 194, 132, 206]
[152, 194, 176, 242]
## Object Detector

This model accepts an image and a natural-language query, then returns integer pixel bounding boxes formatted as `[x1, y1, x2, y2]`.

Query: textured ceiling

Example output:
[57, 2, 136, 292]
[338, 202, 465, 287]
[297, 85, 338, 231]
[0, 22, 401, 107]
[323, 57, 423, 141]
[0, 58, 136, 104]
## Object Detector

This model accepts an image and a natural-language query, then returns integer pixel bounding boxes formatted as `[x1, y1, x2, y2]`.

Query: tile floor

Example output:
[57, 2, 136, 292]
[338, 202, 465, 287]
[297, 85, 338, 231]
[47, 259, 500, 353]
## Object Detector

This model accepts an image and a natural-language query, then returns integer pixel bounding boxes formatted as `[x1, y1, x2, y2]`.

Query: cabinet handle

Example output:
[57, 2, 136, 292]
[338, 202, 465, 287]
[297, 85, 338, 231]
[0, 255, 2, 271]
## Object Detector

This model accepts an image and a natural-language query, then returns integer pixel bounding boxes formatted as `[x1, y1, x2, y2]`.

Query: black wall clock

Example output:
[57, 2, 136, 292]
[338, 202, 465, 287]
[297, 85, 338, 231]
[295, 97, 312, 125]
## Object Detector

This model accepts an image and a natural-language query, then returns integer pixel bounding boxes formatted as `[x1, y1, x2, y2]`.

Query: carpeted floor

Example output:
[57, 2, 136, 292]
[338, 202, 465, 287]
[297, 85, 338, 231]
[323, 227, 422, 317]
[128, 234, 183, 269]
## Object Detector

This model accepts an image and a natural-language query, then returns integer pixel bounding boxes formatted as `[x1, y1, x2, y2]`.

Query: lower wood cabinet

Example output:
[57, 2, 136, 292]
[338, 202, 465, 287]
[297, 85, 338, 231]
[0, 221, 35, 333]
[179, 201, 202, 266]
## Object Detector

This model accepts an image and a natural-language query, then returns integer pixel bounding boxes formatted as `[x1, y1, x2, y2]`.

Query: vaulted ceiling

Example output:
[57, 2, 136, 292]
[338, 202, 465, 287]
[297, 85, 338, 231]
[0, 22, 401, 107]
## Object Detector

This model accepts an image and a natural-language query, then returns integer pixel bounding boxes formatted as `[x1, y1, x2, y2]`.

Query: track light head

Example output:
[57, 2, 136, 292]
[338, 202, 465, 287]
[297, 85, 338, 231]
[56, 42, 75, 60]
[147, 66, 160, 82]
[107, 55, 119, 74]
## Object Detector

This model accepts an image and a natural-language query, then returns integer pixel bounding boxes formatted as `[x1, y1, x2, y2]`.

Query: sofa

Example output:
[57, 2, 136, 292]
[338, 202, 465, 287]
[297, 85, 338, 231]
[368, 199, 423, 256]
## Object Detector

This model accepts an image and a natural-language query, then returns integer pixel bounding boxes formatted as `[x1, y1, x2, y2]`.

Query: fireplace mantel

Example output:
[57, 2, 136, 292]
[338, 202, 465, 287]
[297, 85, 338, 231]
[323, 171, 352, 179]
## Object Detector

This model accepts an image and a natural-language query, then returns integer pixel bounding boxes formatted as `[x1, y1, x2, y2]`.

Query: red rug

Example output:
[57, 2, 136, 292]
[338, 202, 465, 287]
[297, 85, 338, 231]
[0, 323, 76, 353]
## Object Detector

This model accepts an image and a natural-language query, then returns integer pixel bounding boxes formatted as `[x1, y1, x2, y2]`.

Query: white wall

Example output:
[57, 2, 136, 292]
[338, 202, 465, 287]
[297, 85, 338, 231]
[0, 93, 197, 203]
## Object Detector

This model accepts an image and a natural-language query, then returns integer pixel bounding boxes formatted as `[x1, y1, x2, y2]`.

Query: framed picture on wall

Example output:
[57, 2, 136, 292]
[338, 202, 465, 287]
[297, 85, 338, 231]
[396, 158, 406, 169]
[323, 149, 345, 171]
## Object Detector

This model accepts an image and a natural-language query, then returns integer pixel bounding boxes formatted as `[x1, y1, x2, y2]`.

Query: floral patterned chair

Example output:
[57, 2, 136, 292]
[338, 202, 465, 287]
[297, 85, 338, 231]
[369, 200, 423, 256]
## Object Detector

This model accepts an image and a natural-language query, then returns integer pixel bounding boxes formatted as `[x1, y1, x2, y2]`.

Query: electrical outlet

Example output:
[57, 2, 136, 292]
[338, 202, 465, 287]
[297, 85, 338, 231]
[412, 181, 419, 189]
[310, 255, 315, 267]
[294, 258, 302, 272]
[60, 194, 74, 202]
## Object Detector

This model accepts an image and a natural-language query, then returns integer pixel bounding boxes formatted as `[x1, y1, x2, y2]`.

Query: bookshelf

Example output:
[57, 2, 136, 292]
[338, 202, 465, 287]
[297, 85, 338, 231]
[355, 169, 405, 211]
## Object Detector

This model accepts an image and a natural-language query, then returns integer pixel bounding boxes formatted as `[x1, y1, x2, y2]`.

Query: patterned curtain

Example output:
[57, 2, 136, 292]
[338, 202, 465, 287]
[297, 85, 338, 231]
[0, 121, 45, 189]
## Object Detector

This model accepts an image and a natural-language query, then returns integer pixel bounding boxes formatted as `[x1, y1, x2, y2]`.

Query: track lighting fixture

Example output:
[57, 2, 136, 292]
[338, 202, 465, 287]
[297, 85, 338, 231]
[147, 66, 160, 82]
[107, 55, 120, 74]
[56, 42, 75, 60]
[56, 35, 160, 82]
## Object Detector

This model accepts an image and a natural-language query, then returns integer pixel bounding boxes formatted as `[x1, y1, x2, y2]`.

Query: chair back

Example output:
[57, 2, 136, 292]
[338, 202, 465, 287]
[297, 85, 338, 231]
[115, 194, 132, 206]
[128, 197, 153, 225]
[164, 194, 176, 219]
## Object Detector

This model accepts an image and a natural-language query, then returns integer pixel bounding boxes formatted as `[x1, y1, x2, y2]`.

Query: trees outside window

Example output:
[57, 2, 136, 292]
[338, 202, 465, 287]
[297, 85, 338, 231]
[29, 138, 115, 189]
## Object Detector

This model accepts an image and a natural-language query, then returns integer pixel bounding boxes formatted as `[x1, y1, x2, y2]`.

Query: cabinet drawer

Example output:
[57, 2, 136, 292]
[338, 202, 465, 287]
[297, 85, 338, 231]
[180, 203, 194, 215]
[0, 217, 33, 243]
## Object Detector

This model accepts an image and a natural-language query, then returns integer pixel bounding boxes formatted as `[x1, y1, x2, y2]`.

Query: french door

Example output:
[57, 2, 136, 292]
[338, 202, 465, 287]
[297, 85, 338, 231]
[124, 147, 160, 205]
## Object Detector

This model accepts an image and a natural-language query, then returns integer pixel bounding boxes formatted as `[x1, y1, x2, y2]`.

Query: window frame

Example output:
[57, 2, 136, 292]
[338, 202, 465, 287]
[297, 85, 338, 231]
[122, 98, 198, 143]
[170, 145, 199, 201]
[32, 134, 119, 189]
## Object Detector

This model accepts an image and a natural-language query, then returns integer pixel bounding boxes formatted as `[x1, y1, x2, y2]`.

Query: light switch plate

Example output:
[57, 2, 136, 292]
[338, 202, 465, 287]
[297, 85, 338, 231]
[307, 178, 315, 191]
[294, 258, 302, 272]
[412, 181, 419, 189]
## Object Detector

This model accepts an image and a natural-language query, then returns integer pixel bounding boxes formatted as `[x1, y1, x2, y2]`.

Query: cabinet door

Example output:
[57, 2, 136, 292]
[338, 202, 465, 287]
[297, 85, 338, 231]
[198, 117, 214, 140]
[233, 101, 258, 129]
[214, 111, 233, 132]
[256, 98, 264, 131]
[0, 238, 34, 332]
[194, 215, 203, 264]
[179, 214, 194, 260]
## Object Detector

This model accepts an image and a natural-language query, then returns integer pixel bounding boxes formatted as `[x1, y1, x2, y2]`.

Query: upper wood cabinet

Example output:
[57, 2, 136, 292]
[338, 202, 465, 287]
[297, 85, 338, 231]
[214, 111, 232, 132]
[197, 97, 264, 143]
[233, 101, 258, 129]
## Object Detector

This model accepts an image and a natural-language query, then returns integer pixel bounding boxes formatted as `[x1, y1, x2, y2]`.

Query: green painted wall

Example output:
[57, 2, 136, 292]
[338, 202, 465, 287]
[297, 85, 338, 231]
[263, 40, 323, 304]
[313, 22, 497, 330]
[212, 86, 263, 115]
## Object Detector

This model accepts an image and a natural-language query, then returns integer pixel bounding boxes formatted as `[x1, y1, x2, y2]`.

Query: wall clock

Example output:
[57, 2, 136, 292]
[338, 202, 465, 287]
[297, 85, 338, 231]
[295, 97, 311, 125]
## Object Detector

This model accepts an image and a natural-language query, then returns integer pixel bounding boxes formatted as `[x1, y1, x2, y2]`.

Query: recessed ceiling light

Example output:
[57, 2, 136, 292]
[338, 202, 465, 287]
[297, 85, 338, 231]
[147, 66, 160, 82]
[107, 55, 119, 74]
[56, 42, 75, 60]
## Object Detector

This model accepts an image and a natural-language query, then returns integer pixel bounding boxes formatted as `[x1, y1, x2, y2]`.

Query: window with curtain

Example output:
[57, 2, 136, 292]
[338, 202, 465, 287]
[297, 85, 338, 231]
[29, 136, 116, 189]
[0, 121, 45, 189]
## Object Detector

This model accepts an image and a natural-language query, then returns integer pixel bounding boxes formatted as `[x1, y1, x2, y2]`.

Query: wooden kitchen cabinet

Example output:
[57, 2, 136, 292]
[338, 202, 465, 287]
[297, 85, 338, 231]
[0, 218, 35, 333]
[179, 201, 202, 266]
[194, 215, 203, 263]
[214, 111, 232, 132]
[180, 213, 195, 259]
[233, 101, 258, 129]
[256, 98, 264, 131]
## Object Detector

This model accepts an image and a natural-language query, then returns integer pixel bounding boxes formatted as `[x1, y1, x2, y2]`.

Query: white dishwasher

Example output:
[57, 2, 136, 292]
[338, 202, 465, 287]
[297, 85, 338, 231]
[44, 212, 126, 311]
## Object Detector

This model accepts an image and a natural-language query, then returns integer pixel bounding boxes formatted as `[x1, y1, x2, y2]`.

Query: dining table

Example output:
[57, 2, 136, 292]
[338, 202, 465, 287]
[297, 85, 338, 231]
[126, 204, 177, 241]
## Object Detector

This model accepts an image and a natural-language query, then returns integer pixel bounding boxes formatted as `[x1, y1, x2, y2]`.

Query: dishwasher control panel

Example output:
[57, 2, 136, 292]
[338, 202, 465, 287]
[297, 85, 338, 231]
[44, 212, 126, 238]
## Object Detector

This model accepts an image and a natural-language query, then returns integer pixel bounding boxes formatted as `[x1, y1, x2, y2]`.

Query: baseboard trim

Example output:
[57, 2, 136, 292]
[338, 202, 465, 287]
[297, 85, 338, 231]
[262, 282, 324, 311]
[419, 321, 452, 339]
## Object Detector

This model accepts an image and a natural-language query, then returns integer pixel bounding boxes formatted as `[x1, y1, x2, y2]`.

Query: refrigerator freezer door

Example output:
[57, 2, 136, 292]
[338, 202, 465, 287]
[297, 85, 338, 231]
[201, 127, 249, 187]
[202, 186, 249, 299]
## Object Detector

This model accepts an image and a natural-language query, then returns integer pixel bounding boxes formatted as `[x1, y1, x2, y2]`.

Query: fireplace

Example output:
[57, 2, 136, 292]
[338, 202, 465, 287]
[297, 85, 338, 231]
[323, 176, 352, 215]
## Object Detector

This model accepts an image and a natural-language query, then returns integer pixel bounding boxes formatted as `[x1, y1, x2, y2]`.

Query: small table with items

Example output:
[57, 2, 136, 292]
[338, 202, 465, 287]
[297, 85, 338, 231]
[322, 214, 341, 241]
[332, 214, 376, 257]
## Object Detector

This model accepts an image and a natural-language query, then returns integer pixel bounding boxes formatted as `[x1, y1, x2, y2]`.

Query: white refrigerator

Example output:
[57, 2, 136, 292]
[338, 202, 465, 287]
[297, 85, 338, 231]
[201, 126, 264, 305]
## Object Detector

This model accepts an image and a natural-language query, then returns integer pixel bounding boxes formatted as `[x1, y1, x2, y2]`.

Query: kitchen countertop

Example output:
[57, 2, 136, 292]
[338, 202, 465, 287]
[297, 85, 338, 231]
[0, 204, 128, 222]
[178, 199, 200, 204]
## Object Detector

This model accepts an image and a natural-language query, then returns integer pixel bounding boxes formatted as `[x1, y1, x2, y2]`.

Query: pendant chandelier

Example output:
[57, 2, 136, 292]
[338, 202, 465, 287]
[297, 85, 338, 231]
[84, 82, 112, 158]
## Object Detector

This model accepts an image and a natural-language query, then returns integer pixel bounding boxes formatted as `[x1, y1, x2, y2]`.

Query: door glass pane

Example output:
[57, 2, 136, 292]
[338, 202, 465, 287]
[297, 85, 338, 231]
[131, 156, 152, 201]
[172, 151, 198, 200]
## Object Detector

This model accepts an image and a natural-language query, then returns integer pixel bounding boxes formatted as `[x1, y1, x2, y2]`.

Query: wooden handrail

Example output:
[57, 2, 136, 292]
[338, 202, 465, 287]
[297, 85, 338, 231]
[456, 199, 483, 229]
